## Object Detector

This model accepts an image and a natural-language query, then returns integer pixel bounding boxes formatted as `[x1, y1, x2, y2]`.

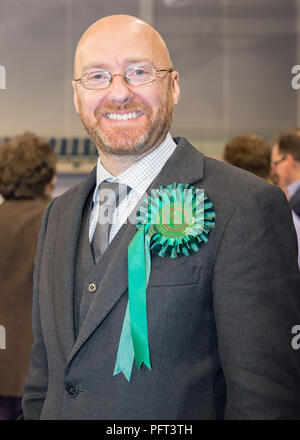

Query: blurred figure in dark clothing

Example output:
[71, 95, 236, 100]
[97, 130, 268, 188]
[223, 134, 271, 181]
[271, 130, 300, 216]
[271, 129, 300, 270]
[0, 132, 56, 419]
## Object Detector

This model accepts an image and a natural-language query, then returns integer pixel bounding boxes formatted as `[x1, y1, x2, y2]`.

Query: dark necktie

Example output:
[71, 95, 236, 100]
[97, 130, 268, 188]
[91, 181, 130, 264]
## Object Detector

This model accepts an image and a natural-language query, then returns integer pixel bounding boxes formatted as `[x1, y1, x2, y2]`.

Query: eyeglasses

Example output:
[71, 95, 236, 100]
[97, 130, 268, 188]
[271, 155, 286, 166]
[73, 65, 173, 90]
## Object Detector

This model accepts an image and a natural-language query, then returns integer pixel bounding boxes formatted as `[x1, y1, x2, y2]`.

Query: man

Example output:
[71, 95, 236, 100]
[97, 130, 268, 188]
[223, 134, 271, 181]
[271, 130, 300, 269]
[22, 15, 300, 420]
[271, 130, 300, 217]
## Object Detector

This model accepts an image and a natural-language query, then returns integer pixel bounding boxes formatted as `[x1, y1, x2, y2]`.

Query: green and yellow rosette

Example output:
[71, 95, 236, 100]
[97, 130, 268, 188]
[113, 183, 216, 381]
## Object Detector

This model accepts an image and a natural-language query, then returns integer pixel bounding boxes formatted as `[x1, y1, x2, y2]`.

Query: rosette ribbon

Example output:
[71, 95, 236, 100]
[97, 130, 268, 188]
[113, 183, 216, 381]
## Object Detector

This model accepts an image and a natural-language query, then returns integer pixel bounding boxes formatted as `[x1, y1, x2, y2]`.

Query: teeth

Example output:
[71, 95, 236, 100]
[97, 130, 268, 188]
[106, 111, 141, 120]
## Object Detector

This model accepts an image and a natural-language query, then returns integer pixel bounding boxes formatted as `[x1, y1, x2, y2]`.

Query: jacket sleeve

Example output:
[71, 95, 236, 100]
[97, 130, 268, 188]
[21, 200, 55, 420]
[213, 184, 300, 419]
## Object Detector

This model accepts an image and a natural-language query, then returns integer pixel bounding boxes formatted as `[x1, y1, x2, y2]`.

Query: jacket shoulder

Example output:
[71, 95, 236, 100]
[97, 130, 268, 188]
[203, 155, 283, 200]
[50, 167, 96, 211]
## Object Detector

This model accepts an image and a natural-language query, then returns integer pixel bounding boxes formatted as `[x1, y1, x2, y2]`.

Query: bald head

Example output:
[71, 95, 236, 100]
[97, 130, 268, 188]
[74, 15, 173, 79]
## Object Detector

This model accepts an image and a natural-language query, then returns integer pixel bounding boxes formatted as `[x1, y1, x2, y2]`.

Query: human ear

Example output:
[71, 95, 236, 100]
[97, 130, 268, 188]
[171, 71, 180, 105]
[72, 80, 80, 114]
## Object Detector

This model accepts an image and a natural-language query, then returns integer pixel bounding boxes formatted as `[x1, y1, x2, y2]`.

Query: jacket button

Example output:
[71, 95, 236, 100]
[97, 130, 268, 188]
[88, 282, 97, 293]
[65, 382, 79, 398]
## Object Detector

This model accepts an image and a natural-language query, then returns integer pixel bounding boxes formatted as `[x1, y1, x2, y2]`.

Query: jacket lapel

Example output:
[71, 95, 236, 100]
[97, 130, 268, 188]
[65, 137, 204, 367]
[53, 168, 97, 357]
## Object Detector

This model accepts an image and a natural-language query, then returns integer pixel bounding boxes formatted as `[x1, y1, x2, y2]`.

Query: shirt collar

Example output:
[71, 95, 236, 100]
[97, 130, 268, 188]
[94, 132, 177, 199]
[287, 179, 300, 198]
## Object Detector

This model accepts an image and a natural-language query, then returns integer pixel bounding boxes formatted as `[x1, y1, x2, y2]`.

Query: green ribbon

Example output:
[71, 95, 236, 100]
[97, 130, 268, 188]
[113, 225, 152, 380]
[114, 183, 215, 381]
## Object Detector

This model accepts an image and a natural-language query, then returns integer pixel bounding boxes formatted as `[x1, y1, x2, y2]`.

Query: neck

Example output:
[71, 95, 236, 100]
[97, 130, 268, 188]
[98, 144, 160, 176]
[98, 154, 140, 176]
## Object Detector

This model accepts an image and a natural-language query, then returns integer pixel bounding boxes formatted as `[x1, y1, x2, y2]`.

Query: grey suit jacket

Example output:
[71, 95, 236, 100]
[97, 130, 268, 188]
[22, 137, 300, 419]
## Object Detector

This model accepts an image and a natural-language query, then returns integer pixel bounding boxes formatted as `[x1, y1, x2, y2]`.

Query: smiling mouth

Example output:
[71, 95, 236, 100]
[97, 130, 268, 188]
[105, 111, 143, 121]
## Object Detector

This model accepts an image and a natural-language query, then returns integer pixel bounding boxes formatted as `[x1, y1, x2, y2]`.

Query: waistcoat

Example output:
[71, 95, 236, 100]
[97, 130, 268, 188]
[73, 192, 104, 337]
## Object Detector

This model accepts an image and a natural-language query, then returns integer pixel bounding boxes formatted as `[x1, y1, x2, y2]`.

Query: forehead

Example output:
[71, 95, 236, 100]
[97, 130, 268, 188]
[75, 28, 163, 75]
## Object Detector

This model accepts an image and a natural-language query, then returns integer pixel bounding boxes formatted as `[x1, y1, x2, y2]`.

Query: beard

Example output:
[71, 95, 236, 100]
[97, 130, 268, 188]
[77, 85, 174, 157]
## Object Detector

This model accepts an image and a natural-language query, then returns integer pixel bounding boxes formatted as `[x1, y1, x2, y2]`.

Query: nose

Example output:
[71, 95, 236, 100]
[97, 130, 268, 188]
[107, 74, 134, 106]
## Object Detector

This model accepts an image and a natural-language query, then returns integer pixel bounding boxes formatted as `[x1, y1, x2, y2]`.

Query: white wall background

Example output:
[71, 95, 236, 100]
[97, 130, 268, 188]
[0, 0, 298, 157]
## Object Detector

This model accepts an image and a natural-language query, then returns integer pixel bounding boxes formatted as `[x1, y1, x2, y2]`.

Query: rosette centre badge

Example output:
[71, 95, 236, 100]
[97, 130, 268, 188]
[156, 201, 194, 236]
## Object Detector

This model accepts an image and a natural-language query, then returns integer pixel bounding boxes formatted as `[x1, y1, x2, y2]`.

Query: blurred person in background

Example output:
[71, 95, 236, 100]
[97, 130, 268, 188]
[223, 133, 300, 270]
[271, 130, 300, 269]
[223, 134, 271, 181]
[271, 130, 300, 216]
[0, 132, 56, 419]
